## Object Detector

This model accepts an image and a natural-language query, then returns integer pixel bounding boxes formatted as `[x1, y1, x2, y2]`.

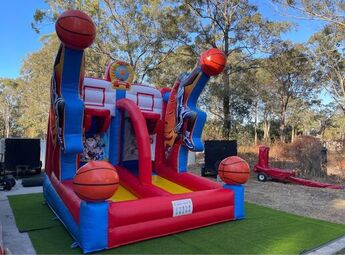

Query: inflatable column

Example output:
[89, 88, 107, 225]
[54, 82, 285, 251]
[45, 10, 96, 180]
[163, 49, 226, 172]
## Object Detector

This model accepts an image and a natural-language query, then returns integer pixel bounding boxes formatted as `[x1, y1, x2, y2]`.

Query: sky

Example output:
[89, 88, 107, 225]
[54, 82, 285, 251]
[251, 0, 326, 43]
[0, 0, 327, 80]
[0, 0, 52, 79]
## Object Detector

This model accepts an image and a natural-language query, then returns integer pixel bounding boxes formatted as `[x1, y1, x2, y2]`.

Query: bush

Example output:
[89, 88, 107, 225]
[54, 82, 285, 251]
[270, 136, 325, 178]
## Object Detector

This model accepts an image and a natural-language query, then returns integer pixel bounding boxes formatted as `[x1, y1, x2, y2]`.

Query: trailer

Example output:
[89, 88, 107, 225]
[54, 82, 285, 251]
[0, 138, 41, 178]
[254, 146, 344, 190]
[201, 140, 237, 177]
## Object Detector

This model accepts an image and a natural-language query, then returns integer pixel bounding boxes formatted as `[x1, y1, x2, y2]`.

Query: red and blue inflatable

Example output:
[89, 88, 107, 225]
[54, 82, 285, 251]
[44, 10, 249, 253]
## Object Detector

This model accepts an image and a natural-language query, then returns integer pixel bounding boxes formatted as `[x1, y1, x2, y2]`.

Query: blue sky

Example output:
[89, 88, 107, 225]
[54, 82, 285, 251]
[0, 0, 327, 80]
[0, 0, 52, 79]
[251, 0, 326, 43]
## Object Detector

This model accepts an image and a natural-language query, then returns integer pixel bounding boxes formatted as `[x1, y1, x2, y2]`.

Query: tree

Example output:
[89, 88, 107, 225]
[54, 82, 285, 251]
[272, 0, 345, 28]
[309, 25, 345, 113]
[183, 0, 290, 138]
[262, 42, 314, 142]
[0, 79, 22, 137]
[147, 45, 197, 87]
[33, 0, 193, 82]
[254, 67, 280, 144]
[19, 36, 60, 138]
[323, 110, 345, 142]
[200, 52, 257, 140]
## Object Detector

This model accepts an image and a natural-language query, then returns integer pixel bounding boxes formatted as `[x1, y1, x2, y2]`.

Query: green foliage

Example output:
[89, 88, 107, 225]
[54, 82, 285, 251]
[0, 78, 22, 137]
[323, 110, 345, 141]
[309, 24, 345, 112]
[148, 45, 196, 87]
[19, 36, 60, 138]
[33, 0, 192, 81]
[184, 0, 291, 139]
[261, 42, 315, 141]
[6, 0, 342, 146]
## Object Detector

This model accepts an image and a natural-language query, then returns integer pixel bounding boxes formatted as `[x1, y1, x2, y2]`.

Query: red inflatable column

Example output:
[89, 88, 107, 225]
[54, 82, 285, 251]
[258, 146, 269, 168]
[116, 99, 152, 185]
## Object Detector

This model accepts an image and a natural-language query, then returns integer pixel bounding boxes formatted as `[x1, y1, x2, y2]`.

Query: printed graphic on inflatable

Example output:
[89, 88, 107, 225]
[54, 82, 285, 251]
[105, 60, 135, 90]
[80, 134, 105, 161]
[50, 46, 65, 149]
[164, 68, 201, 152]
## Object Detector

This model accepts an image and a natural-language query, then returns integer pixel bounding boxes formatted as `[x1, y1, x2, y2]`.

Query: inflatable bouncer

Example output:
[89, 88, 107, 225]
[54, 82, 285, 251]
[44, 10, 250, 253]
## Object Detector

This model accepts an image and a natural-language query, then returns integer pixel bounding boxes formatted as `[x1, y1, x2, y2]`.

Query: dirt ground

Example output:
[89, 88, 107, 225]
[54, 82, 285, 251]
[189, 164, 345, 225]
[243, 177, 345, 225]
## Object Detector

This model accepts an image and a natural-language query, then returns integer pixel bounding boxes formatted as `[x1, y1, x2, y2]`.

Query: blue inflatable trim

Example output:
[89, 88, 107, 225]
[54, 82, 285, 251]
[109, 89, 126, 165]
[187, 72, 209, 152]
[43, 175, 79, 242]
[163, 92, 170, 102]
[177, 146, 188, 173]
[79, 201, 109, 253]
[60, 152, 78, 181]
[61, 48, 84, 154]
[223, 184, 245, 219]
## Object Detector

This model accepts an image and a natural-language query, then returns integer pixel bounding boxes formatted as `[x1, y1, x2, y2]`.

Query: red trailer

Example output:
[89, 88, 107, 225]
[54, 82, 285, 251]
[254, 146, 344, 190]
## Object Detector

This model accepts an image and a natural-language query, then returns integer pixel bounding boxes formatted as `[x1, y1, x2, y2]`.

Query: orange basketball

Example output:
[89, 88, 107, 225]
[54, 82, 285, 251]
[73, 161, 119, 201]
[218, 156, 250, 185]
[199, 48, 226, 76]
[55, 10, 96, 50]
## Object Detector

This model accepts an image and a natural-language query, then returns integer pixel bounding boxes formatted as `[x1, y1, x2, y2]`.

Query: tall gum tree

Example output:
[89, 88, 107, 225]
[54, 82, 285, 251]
[183, 0, 290, 139]
[309, 25, 345, 113]
[262, 42, 314, 142]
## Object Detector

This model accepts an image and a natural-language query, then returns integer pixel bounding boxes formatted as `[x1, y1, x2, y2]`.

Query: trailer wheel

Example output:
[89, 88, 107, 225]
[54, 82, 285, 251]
[214, 160, 221, 172]
[257, 173, 267, 182]
[4, 176, 16, 187]
[3, 180, 12, 191]
[201, 164, 206, 177]
[35, 168, 41, 175]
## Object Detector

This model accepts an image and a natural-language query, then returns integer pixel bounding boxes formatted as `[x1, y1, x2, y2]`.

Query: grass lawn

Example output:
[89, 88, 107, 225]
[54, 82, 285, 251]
[8, 193, 345, 254]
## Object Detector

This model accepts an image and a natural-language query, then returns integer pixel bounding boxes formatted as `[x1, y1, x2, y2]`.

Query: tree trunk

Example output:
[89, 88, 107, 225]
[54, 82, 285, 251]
[254, 101, 258, 145]
[279, 102, 286, 142]
[222, 92, 230, 139]
[222, 26, 230, 140]
[3, 106, 10, 138]
[291, 126, 295, 143]
[263, 119, 270, 144]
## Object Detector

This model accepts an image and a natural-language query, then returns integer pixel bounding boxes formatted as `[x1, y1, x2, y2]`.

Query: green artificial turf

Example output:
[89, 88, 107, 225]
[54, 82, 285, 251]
[9, 193, 345, 254]
[8, 193, 60, 232]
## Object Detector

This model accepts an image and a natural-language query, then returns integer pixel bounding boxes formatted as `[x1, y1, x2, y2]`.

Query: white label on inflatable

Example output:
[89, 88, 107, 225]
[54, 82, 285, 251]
[172, 199, 193, 217]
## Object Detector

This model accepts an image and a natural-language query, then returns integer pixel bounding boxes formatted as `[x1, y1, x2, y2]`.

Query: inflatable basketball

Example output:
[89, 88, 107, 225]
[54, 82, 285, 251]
[73, 161, 119, 201]
[218, 156, 250, 184]
[200, 48, 226, 76]
[55, 10, 96, 50]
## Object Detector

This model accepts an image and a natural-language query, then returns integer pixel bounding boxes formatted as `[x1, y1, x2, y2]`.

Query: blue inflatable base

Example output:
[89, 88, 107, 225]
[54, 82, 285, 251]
[223, 184, 245, 220]
[43, 175, 109, 253]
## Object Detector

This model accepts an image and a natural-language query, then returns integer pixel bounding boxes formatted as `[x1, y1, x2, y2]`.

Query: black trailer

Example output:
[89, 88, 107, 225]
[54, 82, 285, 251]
[201, 140, 237, 177]
[0, 138, 41, 178]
